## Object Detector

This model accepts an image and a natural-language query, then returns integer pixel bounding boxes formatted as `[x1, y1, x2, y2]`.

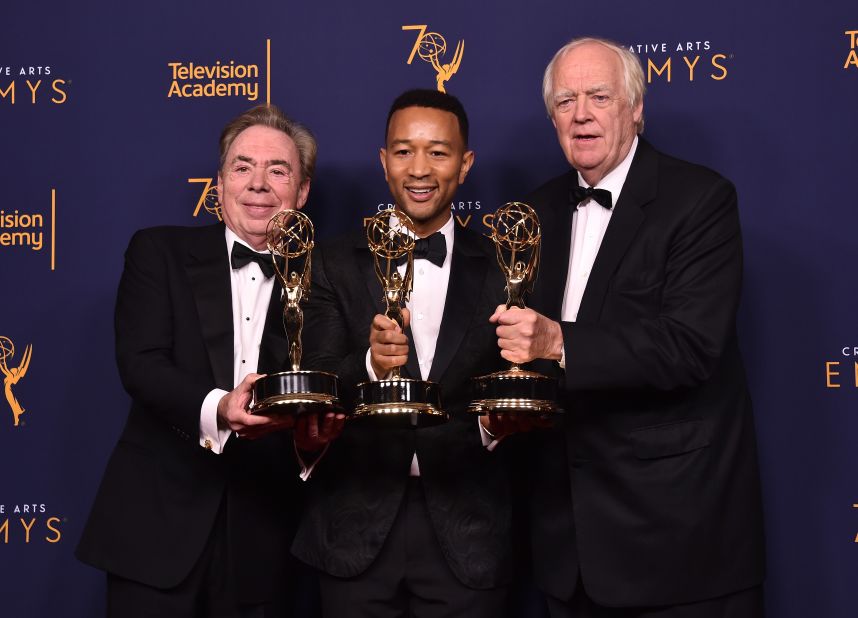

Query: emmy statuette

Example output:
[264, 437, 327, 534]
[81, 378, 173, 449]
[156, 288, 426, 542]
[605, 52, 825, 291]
[353, 208, 446, 425]
[469, 202, 558, 416]
[252, 210, 341, 416]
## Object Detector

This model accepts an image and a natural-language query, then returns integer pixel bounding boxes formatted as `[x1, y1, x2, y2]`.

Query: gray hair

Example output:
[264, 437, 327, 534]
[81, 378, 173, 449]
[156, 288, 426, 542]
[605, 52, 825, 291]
[542, 37, 646, 133]
[219, 104, 317, 182]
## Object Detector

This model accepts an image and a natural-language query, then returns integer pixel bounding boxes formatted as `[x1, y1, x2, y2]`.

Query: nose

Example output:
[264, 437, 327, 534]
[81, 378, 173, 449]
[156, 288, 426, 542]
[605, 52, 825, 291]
[572, 96, 592, 123]
[248, 165, 268, 191]
[408, 151, 430, 178]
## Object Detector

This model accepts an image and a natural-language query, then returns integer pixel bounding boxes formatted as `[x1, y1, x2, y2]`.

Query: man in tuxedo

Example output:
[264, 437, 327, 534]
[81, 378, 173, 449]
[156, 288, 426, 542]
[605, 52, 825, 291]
[490, 38, 765, 617]
[292, 89, 519, 618]
[77, 105, 329, 617]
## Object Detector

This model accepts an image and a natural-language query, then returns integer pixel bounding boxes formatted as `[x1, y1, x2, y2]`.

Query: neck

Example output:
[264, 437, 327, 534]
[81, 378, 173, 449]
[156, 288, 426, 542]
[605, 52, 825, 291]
[407, 212, 452, 238]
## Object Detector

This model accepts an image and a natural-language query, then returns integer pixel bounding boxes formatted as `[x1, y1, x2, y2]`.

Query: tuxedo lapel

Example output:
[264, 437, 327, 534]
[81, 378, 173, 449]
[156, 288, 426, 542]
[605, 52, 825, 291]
[185, 224, 234, 391]
[536, 172, 576, 320]
[258, 282, 289, 375]
[576, 140, 656, 323]
[428, 227, 488, 383]
[357, 234, 387, 317]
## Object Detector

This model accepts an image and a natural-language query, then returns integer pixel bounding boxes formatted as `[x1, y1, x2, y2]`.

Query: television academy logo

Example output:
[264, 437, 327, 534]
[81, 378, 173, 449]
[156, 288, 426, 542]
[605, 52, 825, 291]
[167, 39, 272, 103]
[0, 335, 32, 427]
[0, 189, 59, 270]
[844, 30, 858, 69]
[402, 25, 464, 93]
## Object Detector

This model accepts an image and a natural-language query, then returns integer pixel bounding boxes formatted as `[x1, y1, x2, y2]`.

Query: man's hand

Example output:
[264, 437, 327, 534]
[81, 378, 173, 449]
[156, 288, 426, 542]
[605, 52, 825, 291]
[490, 305, 564, 364]
[217, 373, 295, 439]
[369, 308, 411, 378]
[480, 411, 553, 439]
[293, 410, 347, 453]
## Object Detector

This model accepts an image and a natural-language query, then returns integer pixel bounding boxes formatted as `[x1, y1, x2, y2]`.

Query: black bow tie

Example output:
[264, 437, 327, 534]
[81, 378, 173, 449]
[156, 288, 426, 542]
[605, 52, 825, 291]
[396, 231, 446, 268]
[571, 184, 613, 210]
[230, 242, 281, 278]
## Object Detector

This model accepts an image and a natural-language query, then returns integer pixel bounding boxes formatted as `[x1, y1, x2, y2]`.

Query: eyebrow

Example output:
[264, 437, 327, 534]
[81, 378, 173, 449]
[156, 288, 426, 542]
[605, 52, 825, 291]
[389, 138, 453, 147]
[233, 154, 293, 170]
[555, 83, 612, 97]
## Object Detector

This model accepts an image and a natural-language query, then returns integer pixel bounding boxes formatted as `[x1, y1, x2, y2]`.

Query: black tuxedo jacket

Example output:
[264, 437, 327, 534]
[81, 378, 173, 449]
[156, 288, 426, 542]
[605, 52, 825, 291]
[76, 223, 303, 603]
[291, 224, 518, 589]
[527, 139, 765, 606]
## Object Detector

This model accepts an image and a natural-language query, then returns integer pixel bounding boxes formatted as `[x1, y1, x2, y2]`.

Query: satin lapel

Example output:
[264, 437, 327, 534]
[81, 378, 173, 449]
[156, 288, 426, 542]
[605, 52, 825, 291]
[185, 224, 234, 391]
[536, 172, 576, 320]
[258, 278, 288, 375]
[356, 234, 387, 319]
[575, 140, 657, 323]
[428, 227, 487, 383]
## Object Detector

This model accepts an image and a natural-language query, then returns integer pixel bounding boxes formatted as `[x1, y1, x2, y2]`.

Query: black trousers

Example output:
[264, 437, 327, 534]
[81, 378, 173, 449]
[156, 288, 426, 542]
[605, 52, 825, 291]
[319, 478, 508, 618]
[106, 498, 301, 618]
[546, 580, 764, 618]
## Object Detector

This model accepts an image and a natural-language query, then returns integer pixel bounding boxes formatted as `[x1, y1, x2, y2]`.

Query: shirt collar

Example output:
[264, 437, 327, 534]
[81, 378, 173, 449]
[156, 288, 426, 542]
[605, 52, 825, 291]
[225, 226, 268, 254]
[576, 136, 638, 208]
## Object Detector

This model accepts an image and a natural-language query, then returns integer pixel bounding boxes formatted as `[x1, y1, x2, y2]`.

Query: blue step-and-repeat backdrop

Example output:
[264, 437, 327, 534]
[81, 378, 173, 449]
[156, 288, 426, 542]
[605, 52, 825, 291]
[2, 1, 857, 616]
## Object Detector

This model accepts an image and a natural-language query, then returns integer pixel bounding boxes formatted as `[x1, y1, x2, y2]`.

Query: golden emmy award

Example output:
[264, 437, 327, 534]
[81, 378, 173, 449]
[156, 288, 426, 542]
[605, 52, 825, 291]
[353, 208, 446, 423]
[252, 210, 341, 416]
[469, 202, 558, 416]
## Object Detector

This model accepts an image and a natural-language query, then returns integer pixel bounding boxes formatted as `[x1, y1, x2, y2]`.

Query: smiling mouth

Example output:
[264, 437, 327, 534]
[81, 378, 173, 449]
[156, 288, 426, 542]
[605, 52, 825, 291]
[405, 187, 436, 200]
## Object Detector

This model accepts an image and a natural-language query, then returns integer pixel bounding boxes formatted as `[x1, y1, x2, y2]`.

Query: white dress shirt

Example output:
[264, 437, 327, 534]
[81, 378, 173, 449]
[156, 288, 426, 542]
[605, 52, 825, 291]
[359, 215, 500, 469]
[562, 137, 638, 323]
[199, 227, 277, 454]
[364, 215, 454, 475]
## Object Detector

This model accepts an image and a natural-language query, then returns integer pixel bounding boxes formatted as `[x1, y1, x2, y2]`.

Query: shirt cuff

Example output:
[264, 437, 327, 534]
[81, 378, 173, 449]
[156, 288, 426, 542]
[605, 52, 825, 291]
[365, 348, 389, 381]
[200, 388, 231, 454]
[558, 345, 566, 370]
[477, 417, 503, 452]
[295, 441, 330, 481]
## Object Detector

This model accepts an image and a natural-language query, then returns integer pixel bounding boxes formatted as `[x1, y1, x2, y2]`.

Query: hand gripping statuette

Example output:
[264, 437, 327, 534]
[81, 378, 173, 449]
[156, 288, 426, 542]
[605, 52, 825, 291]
[469, 202, 558, 416]
[353, 208, 446, 425]
[252, 210, 341, 416]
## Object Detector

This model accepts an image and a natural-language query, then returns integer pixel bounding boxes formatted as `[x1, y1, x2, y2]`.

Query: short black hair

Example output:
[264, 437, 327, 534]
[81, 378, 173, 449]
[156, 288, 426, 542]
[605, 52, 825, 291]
[385, 89, 469, 147]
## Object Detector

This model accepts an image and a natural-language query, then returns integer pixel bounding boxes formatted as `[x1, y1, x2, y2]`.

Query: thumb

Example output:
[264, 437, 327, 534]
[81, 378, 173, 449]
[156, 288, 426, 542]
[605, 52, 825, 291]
[489, 304, 506, 324]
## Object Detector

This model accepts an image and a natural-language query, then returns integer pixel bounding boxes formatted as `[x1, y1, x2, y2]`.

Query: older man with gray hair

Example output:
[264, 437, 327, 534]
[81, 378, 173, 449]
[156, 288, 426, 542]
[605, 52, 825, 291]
[489, 37, 765, 617]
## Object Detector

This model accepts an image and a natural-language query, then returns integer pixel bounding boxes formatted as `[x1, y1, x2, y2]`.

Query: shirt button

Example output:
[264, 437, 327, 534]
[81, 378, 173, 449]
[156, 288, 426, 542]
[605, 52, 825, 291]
[203, 439, 212, 450]
[417, 313, 424, 320]
[245, 317, 250, 321]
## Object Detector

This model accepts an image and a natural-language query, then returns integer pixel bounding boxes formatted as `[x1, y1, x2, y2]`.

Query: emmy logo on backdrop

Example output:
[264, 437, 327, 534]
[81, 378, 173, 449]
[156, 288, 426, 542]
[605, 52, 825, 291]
[469, 202, 559, 417]
[402, 25, 464, 93]
[354, 208, 446, 424]
[251, 210, 341, 416]
[189, 178, 224, 221]
[202, 185, 223, 221]
[0, 336, 32, 427]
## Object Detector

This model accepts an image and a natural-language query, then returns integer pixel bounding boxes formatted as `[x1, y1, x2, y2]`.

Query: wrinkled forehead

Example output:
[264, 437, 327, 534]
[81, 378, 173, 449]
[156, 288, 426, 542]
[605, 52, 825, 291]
[553, 43, 625, 93]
